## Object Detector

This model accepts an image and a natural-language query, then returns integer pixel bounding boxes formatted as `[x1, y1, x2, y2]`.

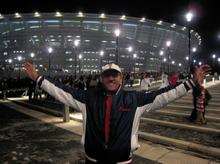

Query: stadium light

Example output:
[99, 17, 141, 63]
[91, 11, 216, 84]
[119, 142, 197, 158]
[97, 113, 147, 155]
[163, 58, 167, 62]
[182, 27, 186, 31]
[133, 53, 137, 58]
[127, 46, 133, 52]
[166, 40, 171, 47]
[157, 20, 162, 25]
[99, 13, 106, 19]
[48, 47, 53, 53]
[218, 58, 220, 62]
[30, 52, 35, 58]
[120, 15, 126, 20]
[77, 11, 84, 17]
[55, 11, 62, 17]
[178, 63, 182, 67]
[171, 61, 175, 64]
[79, 54, 83, 59]
[8, 59, 13, 63]
[15, 13, 21, 18]
[140, 17, 146, 22]
[199, 61, 202, 65]
[0, 14, 4, 19]
[17, 56, 22, 61]
[99, 50, 104, 56]
[193, 59, 196, 63]
[185, 11, 194, 22]
[159, 50, 164, 56]
[114, 29, 121, 37]
[34, 12, 41, 17]
[212, 54, 216, 59]
[185, 56, 189, 60]
[74, 39, 80, 47]
[192, 47, 197, 52]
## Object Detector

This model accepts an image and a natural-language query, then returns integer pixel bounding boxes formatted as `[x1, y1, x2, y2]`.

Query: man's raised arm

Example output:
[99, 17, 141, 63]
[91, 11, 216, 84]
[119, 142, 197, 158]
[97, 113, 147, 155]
[136, 65, 210, 113]
[24, 62, 87, 111]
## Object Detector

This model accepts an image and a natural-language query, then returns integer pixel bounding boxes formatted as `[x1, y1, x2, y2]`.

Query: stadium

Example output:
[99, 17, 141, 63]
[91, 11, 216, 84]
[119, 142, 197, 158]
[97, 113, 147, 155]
[0, 12, 201, 77]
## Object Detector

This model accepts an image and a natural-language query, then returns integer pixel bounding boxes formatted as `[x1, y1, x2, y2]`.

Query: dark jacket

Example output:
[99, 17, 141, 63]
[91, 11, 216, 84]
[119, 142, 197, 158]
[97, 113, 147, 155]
[37, 76, 196, 162]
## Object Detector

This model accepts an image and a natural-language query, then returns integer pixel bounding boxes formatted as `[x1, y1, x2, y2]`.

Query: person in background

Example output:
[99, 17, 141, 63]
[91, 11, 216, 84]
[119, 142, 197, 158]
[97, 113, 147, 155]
[189, 67, 212, 124]
[140, 73, 151, 91]
[160, 72, 169, 89]
[168, 72, 180, 86]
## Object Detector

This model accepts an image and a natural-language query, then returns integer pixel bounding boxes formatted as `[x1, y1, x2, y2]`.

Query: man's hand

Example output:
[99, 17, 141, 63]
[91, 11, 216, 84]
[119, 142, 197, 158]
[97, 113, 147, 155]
[193, 65, 211, 85]
[23, 62, 39, 81]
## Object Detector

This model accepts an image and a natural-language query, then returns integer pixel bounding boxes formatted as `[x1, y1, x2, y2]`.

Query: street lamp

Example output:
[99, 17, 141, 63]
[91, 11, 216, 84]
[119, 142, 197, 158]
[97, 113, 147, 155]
[126, 46, 133, 72]
[17, 56, 22, 79]
[78, 54, 83, 74]
[133, 53, 137, 73]
[73, 39, 80, 78]
[127, 46, 133, 52]
[47, 47, 53, 77]
[166, 40, 171, 47]
[99, 50, 104, 71]
[30, 52, 35, 58]
[114, 28, 120, 65]
[166, 40, 171, 73]
[192, 47, 197, 53]
[212, 54, 217, 68]
[185, 11, 194, 73]
[74, 39, 80, 47]
[212, 54, 216, 59]
[8, 59, 13, 64]
[159, 50, 164, 72]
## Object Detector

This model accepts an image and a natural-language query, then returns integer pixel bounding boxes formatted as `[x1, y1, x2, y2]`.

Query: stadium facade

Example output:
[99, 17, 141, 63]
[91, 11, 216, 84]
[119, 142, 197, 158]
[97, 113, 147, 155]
[0, 12, 201, 77]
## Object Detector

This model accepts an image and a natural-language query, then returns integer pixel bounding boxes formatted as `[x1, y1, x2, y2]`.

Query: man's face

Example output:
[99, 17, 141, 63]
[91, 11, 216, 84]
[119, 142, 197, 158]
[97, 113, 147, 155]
[101, 70, 122, 92]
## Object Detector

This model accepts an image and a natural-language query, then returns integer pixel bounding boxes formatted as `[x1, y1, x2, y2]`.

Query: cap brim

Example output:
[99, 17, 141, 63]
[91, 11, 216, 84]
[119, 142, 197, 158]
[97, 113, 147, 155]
[101, 69, 121, 75]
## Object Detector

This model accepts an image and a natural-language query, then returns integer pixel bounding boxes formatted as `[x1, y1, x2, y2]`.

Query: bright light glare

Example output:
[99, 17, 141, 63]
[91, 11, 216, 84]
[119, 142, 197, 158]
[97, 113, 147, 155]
[8, 59, 12, 63]
[100, 13, 106, 18]
[17, 56, 22, 61]
[48, 47, 53, 53]
[192, 47, 197, 52]
[30, 53, 35, 58]
[114, 29, 121, 37]
[133, 53, 137, 58]
[74, 40, 80, 47]
[100, 50, 104, 56]
[79, 54, 83, 59]
[127, 46, 133, 52]
[166, 40, 171, 47]
[185, 11, 194, 22]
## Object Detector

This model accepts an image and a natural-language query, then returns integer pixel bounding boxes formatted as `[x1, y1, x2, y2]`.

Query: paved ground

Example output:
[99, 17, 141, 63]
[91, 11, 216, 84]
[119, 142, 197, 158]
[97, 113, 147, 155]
[0, 104, 158, 164]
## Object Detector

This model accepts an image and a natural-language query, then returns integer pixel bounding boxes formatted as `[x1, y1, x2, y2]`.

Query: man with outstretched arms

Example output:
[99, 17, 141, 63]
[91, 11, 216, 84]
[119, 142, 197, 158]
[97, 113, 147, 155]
[24, 62, 209, 164]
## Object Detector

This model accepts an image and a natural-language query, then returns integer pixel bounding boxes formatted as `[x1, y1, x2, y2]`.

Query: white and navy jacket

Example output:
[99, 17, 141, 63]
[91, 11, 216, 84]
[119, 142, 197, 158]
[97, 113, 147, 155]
[37, 76, 196, 163]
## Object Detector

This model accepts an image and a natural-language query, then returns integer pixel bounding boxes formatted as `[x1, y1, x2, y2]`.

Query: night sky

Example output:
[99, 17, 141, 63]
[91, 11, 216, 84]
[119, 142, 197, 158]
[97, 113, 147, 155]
[0, 0, 219, 62]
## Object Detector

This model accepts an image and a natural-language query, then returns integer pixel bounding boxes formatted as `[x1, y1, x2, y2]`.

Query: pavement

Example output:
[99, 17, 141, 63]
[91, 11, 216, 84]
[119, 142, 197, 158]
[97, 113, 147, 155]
[1, 80, 220, 164]
[1, 100, 219, 164]
[0, 102, 158, 164]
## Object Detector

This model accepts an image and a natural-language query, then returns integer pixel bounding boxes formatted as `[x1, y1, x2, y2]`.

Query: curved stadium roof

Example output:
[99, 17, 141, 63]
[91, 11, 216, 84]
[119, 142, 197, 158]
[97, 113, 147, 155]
[0, 12, 201, 76]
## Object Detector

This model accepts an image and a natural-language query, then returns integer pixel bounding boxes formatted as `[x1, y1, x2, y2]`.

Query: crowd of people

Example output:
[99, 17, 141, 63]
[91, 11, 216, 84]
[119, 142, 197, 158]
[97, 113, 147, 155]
[0, 69, 212, 125]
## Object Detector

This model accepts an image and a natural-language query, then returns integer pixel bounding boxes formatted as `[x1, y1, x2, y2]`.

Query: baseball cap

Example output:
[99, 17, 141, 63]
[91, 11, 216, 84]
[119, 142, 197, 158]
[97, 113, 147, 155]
[101, 63, 122, 74]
